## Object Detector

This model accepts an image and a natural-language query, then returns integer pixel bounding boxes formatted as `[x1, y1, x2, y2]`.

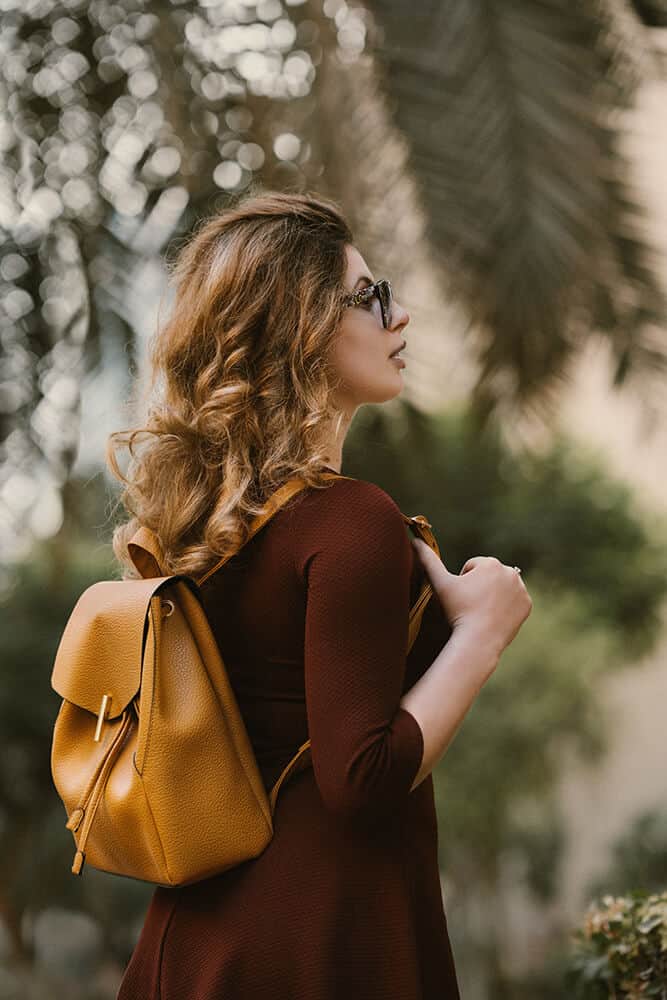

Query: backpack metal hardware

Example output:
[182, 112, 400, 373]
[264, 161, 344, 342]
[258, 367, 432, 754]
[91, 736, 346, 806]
[409, 514, 432, 528]
[94, 693, 112, 743]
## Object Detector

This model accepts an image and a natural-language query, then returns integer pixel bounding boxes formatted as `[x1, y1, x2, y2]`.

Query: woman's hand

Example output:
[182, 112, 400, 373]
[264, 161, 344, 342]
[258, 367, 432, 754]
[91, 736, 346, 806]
[412, 537, 533, 662]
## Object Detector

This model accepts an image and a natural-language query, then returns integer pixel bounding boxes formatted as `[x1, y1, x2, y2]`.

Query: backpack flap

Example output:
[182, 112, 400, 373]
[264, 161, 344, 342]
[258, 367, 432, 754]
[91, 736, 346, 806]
[50, 575, 196, 720]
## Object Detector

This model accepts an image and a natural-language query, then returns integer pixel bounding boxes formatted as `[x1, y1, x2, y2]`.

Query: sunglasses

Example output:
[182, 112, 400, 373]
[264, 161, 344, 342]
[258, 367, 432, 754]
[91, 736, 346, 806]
[342, 278, 393, 329]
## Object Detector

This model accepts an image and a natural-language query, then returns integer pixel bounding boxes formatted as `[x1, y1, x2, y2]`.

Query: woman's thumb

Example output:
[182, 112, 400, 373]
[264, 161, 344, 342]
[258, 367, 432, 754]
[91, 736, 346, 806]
[411, 537, 453, 576]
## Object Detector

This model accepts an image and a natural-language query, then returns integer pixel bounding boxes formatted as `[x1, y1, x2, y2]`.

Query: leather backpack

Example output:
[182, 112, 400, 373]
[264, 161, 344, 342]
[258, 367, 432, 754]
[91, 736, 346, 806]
[49, 472, 441, 887]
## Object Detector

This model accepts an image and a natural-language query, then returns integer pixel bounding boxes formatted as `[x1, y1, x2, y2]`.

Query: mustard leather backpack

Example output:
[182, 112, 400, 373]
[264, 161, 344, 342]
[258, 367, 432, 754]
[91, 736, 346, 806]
[49, 472, 441, 887]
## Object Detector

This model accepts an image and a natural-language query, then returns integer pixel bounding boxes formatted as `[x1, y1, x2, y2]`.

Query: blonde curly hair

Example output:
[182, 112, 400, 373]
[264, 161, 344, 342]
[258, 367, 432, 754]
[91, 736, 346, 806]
[106, 187, 354, 581]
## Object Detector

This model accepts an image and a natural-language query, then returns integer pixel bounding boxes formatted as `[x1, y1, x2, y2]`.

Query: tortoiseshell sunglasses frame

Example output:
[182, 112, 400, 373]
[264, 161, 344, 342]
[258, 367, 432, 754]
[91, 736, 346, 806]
[342, 278, 393, 329]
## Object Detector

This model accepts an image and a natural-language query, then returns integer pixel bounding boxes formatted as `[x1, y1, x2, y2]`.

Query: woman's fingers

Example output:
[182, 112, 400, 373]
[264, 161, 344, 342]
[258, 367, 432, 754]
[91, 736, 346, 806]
[411, 537, 454, 583]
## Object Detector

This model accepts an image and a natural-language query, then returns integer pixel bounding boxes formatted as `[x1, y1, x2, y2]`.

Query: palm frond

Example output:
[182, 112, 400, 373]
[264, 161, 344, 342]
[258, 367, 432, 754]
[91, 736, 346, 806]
[366, 0, 667, 418]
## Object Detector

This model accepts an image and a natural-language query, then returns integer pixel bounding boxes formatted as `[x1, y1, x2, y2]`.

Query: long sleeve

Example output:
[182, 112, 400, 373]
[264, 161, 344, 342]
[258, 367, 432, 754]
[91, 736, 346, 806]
[297, 480, 425, 822]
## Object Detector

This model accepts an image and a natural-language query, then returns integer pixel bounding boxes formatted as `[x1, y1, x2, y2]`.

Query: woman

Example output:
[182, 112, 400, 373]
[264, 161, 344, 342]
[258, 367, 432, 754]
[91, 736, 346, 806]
[109, 189, 532, 999]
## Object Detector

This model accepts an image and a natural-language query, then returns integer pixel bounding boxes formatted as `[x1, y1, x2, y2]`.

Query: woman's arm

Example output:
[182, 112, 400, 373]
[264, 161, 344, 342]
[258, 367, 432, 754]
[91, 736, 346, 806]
[402, 535, 533, 791]
[400, 624, 500, 792]
[299, 480, 424, 822]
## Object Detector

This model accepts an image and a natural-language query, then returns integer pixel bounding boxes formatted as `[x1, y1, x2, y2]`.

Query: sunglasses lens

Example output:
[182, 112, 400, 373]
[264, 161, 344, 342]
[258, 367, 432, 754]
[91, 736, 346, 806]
[379, 282, 392, 327]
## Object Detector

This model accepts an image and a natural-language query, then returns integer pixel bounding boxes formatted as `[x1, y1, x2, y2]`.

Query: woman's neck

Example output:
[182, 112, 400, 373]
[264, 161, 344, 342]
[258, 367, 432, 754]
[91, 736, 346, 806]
[321, 406, 355, 475]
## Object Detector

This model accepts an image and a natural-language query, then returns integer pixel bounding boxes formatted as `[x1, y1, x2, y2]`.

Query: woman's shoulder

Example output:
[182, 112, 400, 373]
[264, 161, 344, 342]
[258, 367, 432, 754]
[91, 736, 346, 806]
[285, 474, 409, 557]
[295, 474, 403, 521]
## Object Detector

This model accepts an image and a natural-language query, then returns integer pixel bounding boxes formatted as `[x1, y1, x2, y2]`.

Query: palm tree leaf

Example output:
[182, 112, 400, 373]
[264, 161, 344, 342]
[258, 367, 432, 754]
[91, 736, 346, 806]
[366, 0, 667, 415]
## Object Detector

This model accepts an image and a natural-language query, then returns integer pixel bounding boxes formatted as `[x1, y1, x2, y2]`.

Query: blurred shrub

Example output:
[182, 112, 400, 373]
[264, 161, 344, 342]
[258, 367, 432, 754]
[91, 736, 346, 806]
[566, 891, 667, 997]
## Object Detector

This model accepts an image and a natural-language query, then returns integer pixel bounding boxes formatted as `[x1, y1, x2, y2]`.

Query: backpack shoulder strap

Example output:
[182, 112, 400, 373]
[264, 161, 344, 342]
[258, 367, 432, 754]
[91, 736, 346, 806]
[127, 471, 349, 583]
[128, 526, 167, 579]
[195, 473, 349, 586]
[127, 472, 441, 584]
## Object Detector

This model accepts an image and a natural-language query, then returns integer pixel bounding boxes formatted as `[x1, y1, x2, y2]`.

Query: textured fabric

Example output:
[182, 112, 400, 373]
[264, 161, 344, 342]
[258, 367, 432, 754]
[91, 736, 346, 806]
[116, 472, 461, 1000]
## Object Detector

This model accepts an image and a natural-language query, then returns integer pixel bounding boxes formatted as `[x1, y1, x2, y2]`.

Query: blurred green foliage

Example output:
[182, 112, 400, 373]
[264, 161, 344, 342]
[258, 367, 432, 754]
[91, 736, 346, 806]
[346, 400, 667, 659]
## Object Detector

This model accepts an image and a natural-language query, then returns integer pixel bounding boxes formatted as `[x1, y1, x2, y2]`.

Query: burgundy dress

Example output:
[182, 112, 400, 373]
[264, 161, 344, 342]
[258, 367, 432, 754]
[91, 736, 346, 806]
[116, 472, 460, 999]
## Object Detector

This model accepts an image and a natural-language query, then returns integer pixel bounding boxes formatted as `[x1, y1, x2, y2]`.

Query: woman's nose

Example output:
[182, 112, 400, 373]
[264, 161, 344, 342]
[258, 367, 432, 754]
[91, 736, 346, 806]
[390, 301, 410, 330]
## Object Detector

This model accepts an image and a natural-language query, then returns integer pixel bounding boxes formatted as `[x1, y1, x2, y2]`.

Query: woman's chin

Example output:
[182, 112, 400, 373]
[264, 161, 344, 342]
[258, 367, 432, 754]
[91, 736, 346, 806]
[388, 366, 405, 395]
[352, 370, 405, 405]
[375, 376, 405, 403]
